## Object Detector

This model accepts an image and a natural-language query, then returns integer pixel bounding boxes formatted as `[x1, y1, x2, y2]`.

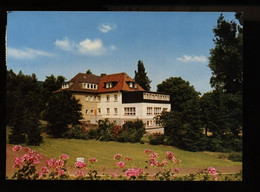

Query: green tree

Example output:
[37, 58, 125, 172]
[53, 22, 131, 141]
[134, 60, 152, 91]
[86, 69, 93, 75]
[43, 90, 82, 138]
[157, 77, 199, 112]
[8, 71, 43, 145]
[42, 74, 65, 103]
[208, 13, 243, 94]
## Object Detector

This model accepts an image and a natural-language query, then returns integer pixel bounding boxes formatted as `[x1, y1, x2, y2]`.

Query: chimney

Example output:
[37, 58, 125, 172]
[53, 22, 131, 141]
[101, 73, 107, 77]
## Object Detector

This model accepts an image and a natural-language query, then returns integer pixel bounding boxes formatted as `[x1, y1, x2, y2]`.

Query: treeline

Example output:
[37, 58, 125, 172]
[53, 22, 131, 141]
[155, 13, 243, 152]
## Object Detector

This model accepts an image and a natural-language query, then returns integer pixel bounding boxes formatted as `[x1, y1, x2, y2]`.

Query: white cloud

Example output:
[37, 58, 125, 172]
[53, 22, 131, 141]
[98, 24, 116, 33]
[55, 37, 115, 56]
[77, 38, 106, 56]
[7, 47, 54, 59]
[177, 55, 207, 63]
[54, 37, 74, 51]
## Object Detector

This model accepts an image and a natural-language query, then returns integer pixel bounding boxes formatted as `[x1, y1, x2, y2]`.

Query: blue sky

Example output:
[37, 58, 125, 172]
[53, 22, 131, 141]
[6, 11, 237, 94]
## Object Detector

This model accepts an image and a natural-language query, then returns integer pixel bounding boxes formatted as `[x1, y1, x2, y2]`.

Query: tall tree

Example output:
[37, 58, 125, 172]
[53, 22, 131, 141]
[157, 77, 199, 112]
[8, 71, 43, 145]
[208, 13, 243, 94]
[43, 90, 82, 138]
[134, 60, 151, 91]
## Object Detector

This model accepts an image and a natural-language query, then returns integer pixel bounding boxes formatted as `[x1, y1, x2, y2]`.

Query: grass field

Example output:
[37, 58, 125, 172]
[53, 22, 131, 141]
[6, 127, 242, 172]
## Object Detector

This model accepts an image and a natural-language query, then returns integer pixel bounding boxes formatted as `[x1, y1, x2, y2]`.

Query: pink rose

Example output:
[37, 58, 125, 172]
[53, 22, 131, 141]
[57, 169, 64, 176]
[114, 154, 122, 160]
[207, 167, 218, 180]
[54, 159, 64, 169]
[88, 158, 97, 163]
[117, 161, 125, 168]
[125, 168, 144, 178]
[12, 145, 22, 151]
[174, 168, 181, 174]
[75, 170, 85, 177]
[46, 158, 56, 167]
[112, 172, 118, 179]
[75, 161, 87, 169]
[124, 156, 132, 161]
[144, 149, 153, 154]
[165, 151, 174, 160]
[59, 154, 69, 161]
[39, 166, 49, 178]
[12, 157, 24, 168]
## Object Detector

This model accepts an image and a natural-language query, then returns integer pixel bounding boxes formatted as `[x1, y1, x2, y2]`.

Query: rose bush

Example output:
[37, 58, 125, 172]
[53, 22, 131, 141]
[10, 145, 240, 181]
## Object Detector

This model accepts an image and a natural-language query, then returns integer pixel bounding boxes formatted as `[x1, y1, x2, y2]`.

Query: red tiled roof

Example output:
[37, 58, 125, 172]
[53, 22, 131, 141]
[98, 72, 144, 93]
[55, 72, 144, 93]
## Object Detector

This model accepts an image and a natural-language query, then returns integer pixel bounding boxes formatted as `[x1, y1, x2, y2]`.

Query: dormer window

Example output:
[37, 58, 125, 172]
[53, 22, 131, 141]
[127, 81, 137, 89]
[62, 83, 69, 89]
[82, 83, 98, 90]
[105, 81, 117, 89]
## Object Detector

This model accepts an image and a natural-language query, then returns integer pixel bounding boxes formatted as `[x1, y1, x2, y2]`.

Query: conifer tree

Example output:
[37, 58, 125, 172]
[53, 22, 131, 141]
[134, 60, 151, 91]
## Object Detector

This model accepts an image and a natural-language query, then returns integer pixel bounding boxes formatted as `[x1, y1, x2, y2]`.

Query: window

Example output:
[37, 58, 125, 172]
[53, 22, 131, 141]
[97, 96, 101, 102]
[87, 84, 90, 89]
[163, 108, 168, 112]
[85, 96, 89, 101]
[90, 110, 94, 115]
[98, 108, 101, 114]
[114, 108, 118, 115]
[154, 107, 161, 115]
[106, 108, 110, 114]
[86, 109, 88, 114]
[146, 120, 153, 127]
[147, 107, 153, 115]
[90, 96, 93, 102]
[129, 82, 133, 88]
[114, 94, 118, 102]
[106, 95, 110, 102]
[124, 107, 136, 116]
[106, 82, 113, 88]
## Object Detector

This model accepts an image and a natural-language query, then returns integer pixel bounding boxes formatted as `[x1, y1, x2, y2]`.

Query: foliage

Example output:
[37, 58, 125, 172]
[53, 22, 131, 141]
[96, 119, 115, 141]
[228, 152, 242, 162]
[63, 125, 88, 140]
[208, 13, 243, 94]
[42, 74, 65, 104]
[134, 60, 152, 91]
[43, 90, 82, 138]
[117, 119, 146, 143]
[148, 132, 165, 145]
[11, 145, 242, 181]
[157, 77, 199, 112]
[7, 70, 43, 146]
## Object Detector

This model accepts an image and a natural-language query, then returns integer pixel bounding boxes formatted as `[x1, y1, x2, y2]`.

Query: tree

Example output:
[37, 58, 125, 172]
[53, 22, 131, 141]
[134, 60, 151, 91]
[86, 69, 93, 75]
[208, 13, 243, 94]
[8, 71, 43, 145]
[157, 77, 199, 112]
[42, 74, 65, 103]
[43, 90, 82, 138]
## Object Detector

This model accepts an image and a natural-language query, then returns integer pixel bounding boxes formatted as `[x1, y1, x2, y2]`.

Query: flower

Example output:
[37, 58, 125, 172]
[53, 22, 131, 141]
[13, 157, 24, 168]
[174, 168, 181, 174]
[112, 172, 118, 179]
[125, 168, 144, 178]
[117, 161, 125, 168]
[114, 154, 122, 160]
[165, 151, 174, 160]
[75, 161, 87, 169]
[149, 153, 159, 159]
[39, 166, 49, 178]
[124, 156, 132, 161]
[57, 169, 65, 176]
[207, 167, 218, 180]
[59, 154, 69, 161]
[162, 159, 167, 166]
[12, 145, 22, 151]
[75, 170, 85, 177]
[54, 159, 64, 169]
[88, 158, 97, 163]
[144, 149, 153, 154]
[46, 158, 56, 167]
[148, 158, 159, 167]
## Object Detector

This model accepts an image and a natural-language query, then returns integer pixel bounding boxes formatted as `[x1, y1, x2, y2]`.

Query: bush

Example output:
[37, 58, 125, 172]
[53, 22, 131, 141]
[148, 132, 165, 145]
[87, 128, 97, 139]
[63, 125, 88, 140]
[96, 119, 115, 141]
[117, 120, 146, 143]
[228, 152, 242, 162]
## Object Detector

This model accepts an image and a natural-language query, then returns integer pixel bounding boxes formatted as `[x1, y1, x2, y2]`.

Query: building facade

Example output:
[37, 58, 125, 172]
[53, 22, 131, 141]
[56, 72, 171, 129]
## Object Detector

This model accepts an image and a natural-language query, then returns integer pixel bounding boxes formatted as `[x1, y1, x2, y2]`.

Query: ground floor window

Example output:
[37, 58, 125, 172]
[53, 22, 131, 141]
[154, 107, 162, 115]
[147, 107, 153, 115]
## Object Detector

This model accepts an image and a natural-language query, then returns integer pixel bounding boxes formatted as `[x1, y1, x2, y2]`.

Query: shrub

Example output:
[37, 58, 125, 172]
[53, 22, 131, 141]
[96, 119, 115, 141]
[87, 128, 97, 139]
[117, 120, 146, 143]
[63, 125, 88, 140]
[148, 132, 165, 145]
[228, 152, 242, 162]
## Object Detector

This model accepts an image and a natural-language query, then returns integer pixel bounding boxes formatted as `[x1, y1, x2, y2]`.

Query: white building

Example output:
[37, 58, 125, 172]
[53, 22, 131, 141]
[56, 72, 171, 130]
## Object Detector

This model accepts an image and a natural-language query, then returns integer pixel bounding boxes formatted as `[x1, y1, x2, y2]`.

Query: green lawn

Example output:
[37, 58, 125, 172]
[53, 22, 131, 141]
[6, 127, 241, 170]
